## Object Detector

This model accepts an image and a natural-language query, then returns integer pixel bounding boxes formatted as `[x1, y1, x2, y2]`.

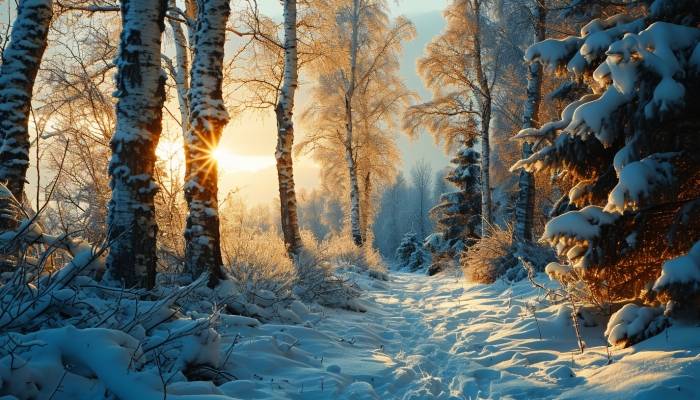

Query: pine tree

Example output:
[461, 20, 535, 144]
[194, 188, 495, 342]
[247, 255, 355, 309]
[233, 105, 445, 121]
[512, 1, 700, 318]
[431, 146, 481, 248]
[0, 0, 52, 229]
[428, 145, 481, 272]
[395, 231, 428, 272]
[106, 0, 167, 289]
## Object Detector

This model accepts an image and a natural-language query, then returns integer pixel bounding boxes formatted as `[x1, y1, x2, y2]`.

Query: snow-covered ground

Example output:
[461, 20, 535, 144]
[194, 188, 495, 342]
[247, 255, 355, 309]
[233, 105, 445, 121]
[214, 271, 700, 399]
[4, 269, 700, 399]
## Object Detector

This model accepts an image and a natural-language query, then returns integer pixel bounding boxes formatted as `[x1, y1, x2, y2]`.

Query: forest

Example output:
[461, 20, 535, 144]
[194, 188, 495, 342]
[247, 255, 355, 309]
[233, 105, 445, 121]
[0, 0, 698, 399]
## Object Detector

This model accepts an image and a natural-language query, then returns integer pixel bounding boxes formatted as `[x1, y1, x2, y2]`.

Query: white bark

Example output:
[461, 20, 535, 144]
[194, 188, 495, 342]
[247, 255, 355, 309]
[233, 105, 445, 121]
[184, 0, 230, 287]
[345, 0, 363, 246]
[514, 2, 546, 243]
[167, 0, 190, 135]
[469, 0, 493, 235]
[275, 0, 303, 256]
[0, 0, 52, 224]
[106, 0, 167, 289]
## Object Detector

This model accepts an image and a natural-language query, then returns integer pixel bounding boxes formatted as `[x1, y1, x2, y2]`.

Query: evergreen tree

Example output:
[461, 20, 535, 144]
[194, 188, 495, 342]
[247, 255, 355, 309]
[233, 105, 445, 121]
[428, 144, 481, 273]
[395, 231, 428, 272]
[512, 1, 700, 320]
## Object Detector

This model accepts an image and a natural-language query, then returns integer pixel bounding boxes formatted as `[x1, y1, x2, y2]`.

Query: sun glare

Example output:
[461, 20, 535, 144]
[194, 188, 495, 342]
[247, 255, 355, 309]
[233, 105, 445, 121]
[156, 139, 276, 174]
[210, 147, 276, 173]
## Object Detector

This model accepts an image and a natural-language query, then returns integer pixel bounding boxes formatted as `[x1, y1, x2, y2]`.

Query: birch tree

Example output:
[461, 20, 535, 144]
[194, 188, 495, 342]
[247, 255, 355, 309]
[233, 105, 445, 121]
[230, 1, 323, 257]
[467, 0, 493, 234]
[410, 160, 433, 241]
[344, 0, 363, 246]
[106, 0, 167, 289]
[275, 0, 303, 256]
[300, 0, 415, 247]
[512, 1, 546, 243]
[0, 0, 52, 229]
[183, 0, 230, 286]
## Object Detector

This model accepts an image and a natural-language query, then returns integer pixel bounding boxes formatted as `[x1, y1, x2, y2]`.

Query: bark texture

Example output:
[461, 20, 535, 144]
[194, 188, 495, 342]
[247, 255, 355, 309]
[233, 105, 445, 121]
[275, 0, 303, 256]
[184, 0, 230, 286]
[0, 0, 52, 229]
[513, 3, 546, 243]
[346, 0, 363, 247]
[468, 0, 492, 235]
[167, 0, 190, 134]
[107, 0, 167, 289]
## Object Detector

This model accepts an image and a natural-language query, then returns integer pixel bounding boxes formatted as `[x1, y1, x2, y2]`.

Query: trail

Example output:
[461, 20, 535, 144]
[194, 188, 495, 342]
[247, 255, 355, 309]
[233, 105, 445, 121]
[221, 272, 700, 400]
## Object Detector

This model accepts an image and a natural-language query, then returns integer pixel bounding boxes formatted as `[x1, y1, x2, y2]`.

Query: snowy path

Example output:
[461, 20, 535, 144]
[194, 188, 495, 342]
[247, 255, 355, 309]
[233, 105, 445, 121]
[220, 272, 700, 399]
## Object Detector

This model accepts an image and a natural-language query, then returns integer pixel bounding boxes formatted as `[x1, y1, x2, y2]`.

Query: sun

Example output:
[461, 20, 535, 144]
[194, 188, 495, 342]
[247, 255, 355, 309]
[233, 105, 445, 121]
[210, 146, 276, 173]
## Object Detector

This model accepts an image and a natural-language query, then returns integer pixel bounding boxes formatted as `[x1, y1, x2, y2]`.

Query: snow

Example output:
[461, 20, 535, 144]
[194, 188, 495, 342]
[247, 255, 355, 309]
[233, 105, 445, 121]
[605, 153, 676, 213]
[4, 270, 700, 399]
[653, 241, 700, 291]
[604, 304, 668, 348]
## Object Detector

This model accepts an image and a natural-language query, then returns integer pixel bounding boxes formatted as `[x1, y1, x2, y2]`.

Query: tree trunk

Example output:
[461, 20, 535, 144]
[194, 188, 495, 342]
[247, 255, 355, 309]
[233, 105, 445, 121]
[275, 0, 302, 256]
[167, 0, 190, 134]
[513, 2, 546, 243]
[347, 145, 363, 246]
[106, 0, 167, 289]
[360, 170, 372, 240]
[0, 0, 52, 230]
[184, 0, 230, 287]
[346, 0, 363, 247]
[469, 0, 492, 235]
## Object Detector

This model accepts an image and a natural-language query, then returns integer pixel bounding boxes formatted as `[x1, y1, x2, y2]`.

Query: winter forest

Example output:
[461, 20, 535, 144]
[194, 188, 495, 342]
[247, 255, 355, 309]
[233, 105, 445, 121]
[0, 0, 699, 398]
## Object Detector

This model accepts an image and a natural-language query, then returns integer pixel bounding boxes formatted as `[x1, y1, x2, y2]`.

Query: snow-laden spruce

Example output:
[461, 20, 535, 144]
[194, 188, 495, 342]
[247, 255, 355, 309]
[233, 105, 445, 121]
[512, 0, 700, 338]
[427, 145, 481, 274]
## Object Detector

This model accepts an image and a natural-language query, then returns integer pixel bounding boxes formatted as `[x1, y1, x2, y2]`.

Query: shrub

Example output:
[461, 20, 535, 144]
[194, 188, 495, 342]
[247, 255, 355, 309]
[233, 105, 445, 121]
[461, 224, 514, 283]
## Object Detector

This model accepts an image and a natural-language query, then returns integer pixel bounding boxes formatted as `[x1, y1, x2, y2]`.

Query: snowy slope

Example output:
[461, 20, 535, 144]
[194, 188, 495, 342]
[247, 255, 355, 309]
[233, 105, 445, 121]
[211, 272, 700, 399]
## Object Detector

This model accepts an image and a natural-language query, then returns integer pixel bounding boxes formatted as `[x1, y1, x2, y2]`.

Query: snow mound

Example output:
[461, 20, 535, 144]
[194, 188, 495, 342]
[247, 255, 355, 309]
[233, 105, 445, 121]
[605, 304, 669, 348]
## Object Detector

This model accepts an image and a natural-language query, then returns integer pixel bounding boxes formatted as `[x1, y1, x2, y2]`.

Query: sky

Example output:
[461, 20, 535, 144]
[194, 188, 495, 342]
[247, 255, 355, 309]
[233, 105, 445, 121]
[216, 0, 452, 205]
[18, 1, 453, 208]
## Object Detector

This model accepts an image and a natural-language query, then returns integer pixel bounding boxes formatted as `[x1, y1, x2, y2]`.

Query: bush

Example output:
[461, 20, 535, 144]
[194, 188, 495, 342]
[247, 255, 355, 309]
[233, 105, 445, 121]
[321, 233, 388, 279]
[461, 224, 514, 283]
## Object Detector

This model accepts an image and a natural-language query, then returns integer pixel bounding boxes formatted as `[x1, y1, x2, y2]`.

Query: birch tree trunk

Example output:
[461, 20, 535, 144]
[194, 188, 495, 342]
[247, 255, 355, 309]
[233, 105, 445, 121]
[167, 0, 190, 134]
[106, 0, 167, 289]
[469, 0, 492, 235]
[0, 0, 52, 230]
[360, 170, 372, 240]
[275, 0, 303, 256]
[184, 0, 230, 287]
[513, 2, 546, 243]
[346, 0, 363, 247]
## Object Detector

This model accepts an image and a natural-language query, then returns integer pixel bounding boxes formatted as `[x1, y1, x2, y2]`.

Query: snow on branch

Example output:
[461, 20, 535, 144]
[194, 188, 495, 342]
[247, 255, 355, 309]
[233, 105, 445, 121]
[605, 152, 677, 214]
[541, 206, 618, 270]
[652, 241, 700, 301]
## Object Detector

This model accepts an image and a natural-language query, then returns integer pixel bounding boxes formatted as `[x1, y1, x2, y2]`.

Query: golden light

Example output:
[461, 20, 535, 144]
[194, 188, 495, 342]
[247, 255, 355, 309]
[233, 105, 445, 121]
[210, 146, 276, 173]
[156, 139, 275, 175]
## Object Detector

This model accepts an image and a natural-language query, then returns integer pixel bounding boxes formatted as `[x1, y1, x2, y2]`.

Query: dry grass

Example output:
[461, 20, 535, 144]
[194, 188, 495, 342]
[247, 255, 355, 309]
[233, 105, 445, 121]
[462, 224, 514, 283]
[219, 227, 386, 309]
